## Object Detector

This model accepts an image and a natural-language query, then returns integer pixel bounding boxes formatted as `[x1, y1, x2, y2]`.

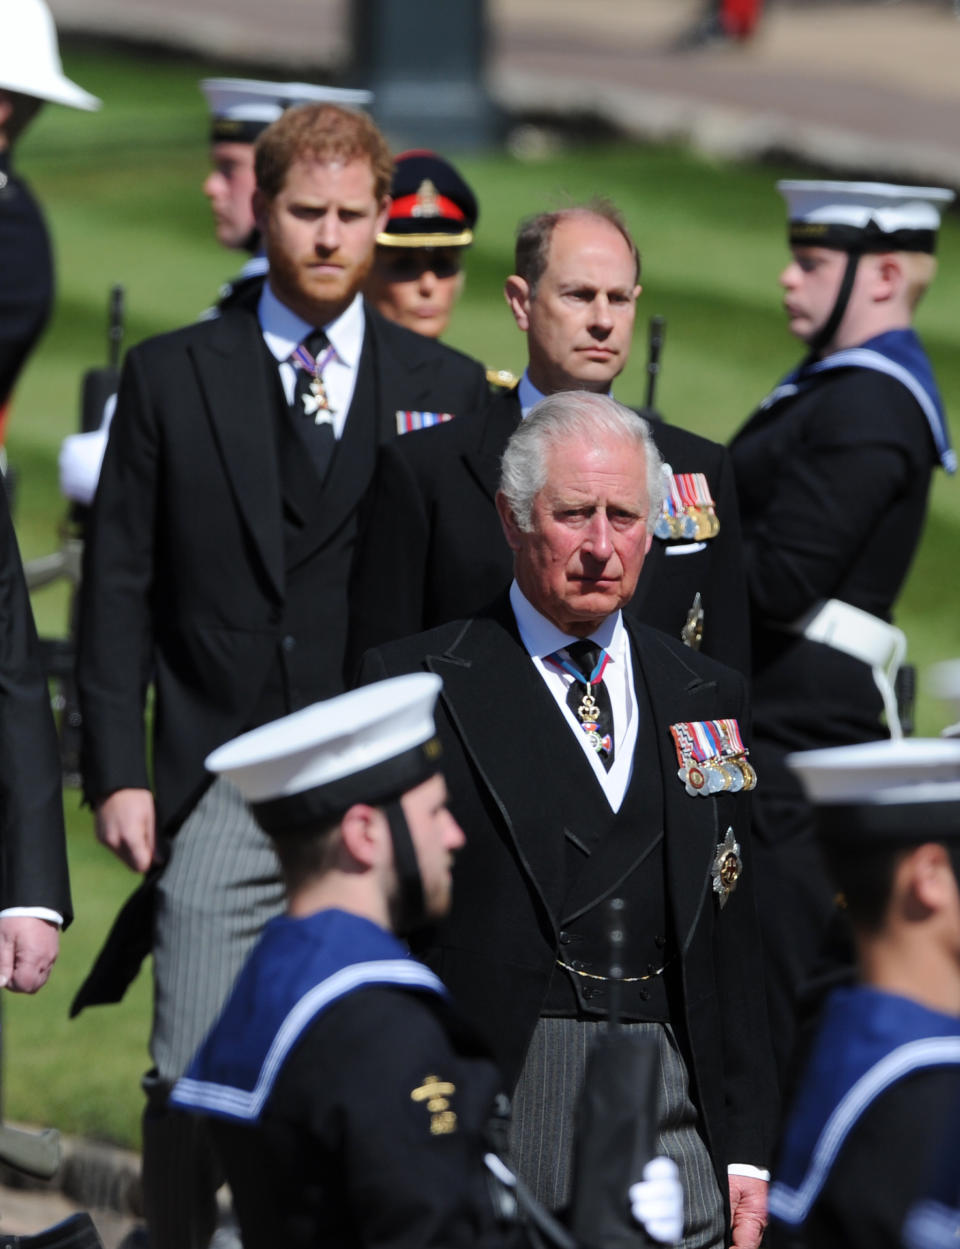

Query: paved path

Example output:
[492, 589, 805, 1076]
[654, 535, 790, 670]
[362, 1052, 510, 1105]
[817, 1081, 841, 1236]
[48, 0, 960, 182]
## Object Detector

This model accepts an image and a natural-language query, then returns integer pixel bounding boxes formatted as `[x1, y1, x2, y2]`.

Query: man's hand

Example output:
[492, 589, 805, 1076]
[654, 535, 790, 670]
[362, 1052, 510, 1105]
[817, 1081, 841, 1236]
[0, 917, 59, 992]
[729, 1174, 768, 1249]
[95, 788, 156, 873]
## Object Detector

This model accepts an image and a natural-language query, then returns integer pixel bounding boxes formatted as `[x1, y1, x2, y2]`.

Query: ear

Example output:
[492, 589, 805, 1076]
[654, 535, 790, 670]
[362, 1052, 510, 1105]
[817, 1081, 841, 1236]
[495, 490, 524, 553]
[339, 803, 388, 869]
[252, 188, 270, 237]
[869, 253, 903, 305]
[374, 195, 392, 237]
[906, 843, 955, 913]
[632, 284, 643, 302]
[0, 92, 13, 129]
[504, 275, 532, 331]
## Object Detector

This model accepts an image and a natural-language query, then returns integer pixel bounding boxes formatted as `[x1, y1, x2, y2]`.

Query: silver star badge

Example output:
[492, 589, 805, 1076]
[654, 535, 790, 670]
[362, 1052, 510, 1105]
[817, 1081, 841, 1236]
[712, 827, 742, 909]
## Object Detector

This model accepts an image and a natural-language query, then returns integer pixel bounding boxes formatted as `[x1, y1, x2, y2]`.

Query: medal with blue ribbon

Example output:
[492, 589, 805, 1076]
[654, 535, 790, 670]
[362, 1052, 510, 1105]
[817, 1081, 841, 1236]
[547, 647, 613, 759]
[669, 718, 757, 797]
[292, 339, 338, 423]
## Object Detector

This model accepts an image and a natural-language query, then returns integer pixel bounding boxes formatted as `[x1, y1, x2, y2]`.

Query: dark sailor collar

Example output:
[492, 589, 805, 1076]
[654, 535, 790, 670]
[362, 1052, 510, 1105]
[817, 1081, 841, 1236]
[769, 986, 960, 1230]
[171, 909, 446, 1123]
[759, 328, 955, 475]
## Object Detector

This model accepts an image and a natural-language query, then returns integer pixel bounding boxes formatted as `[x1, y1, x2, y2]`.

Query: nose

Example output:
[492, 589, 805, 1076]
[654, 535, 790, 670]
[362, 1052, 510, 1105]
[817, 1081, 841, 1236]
[315, 214, 341, 252]
[445, 812, 466, 851]
[780, 262, 800, 289]
[583, 510, 613, 561]
[588, 295, 613, 336]
[417, 266, 438, 295]
[202, 172, 222, 201]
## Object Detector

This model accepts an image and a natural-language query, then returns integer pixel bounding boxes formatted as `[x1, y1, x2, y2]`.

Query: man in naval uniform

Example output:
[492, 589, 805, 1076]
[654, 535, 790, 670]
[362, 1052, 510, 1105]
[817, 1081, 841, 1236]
[767, 737, 960, 1249]
[348, 201, 750, 676]
[728, 181, 955, 1081]
[76, 102, 487, 1249]
[0, 0, 99, 452]
[200, 77, 374, 315]
[170, 674, 685, 1249]
[359, 393, 777, 1248]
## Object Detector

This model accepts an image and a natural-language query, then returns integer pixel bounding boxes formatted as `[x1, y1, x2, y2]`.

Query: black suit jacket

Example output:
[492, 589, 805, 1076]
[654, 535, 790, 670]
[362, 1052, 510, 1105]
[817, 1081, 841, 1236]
[360, 600, 777, 1185]
[78, 300, 487, 836]
[0, 487, 71, 921]
[348, 388, 750, 676]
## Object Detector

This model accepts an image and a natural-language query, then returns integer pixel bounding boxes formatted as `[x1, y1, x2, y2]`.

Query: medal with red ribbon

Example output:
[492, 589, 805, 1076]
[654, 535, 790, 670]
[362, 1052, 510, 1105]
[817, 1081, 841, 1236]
[669, 718, 757, 797]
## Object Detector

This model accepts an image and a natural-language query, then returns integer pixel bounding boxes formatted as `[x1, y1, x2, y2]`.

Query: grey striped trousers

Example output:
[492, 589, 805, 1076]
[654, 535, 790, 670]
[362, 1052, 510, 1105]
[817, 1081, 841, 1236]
[143, 778, 286, 1249]
[508, 1018, 725, 1248]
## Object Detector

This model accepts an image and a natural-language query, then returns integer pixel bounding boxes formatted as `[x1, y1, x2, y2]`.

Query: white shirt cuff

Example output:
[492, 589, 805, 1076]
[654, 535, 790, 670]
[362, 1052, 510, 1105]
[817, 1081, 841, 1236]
[727, 1164, 770, 1182]
[0, 907, 64, 928]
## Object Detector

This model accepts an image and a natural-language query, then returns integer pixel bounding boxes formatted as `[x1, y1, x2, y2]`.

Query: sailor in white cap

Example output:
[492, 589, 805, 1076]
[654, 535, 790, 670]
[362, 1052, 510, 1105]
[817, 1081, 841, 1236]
[765, 738, 960, 1249]
[0, 0, 100, 442]
[170, 675, 682, 1249]
[727, 181, 956, 1080]
[200, 78, 373, 313]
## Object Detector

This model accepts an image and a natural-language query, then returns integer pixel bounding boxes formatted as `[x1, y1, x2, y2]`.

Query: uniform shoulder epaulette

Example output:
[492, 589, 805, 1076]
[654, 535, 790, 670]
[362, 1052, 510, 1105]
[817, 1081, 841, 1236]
[486, 368, 519, 393]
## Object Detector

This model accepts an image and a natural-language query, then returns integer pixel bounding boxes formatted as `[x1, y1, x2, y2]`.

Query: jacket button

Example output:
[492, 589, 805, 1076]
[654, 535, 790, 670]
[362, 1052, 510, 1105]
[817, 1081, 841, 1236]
[654, 934, 667, 949]
[582, 986, 595, 1000]
[639, 988, 650, 1002]
[559, 931, 572, 945]
[281, 635, 296, 652]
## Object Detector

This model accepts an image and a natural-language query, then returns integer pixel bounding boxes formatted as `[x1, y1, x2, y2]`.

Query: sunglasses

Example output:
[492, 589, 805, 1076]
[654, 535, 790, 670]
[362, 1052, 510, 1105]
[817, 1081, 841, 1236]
[380, 248, 464, 281]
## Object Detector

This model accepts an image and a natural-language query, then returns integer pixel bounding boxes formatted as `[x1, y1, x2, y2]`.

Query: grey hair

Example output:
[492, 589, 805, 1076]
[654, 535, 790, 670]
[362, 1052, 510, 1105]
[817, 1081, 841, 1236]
[499, 392, 665, 532]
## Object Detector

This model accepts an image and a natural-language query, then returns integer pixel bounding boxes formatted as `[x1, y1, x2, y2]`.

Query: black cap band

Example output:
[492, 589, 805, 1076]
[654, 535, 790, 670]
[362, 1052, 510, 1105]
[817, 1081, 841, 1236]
[251, 737, 443, 837]
[816, 799, 960, 844]
[788, 221, 938, 255]
[210, 117, 271, 145]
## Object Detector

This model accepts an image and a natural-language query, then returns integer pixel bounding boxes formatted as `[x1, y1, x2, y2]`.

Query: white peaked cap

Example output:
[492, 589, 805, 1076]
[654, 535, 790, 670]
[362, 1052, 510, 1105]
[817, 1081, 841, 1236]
[777, 180, 954, 235]
[201, 77, 373, 125]
[788, 738, 960, 810]
[206, 674, 442, 806]
[1, 0, 101, 110]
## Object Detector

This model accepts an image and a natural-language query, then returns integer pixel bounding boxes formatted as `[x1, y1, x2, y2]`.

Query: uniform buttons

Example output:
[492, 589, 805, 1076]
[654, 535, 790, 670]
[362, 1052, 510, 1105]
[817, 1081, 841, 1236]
[281, 635, 296, 652]
[582, 986, 595, 1000]
[570, 960, 585, 971]
[559, 931, 572, 945]
[654, 934, 667, 949]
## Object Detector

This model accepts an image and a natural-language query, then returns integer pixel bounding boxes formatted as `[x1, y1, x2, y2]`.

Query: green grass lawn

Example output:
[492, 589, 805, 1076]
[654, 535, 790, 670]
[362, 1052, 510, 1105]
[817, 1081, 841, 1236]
[5, 41, 960, 1149]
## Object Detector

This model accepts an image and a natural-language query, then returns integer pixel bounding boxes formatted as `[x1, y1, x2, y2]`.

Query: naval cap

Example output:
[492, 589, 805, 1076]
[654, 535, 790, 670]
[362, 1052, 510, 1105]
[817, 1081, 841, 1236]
[377, 150, 478, 248]
[1, 0, 101, 111]
[201, 78, 374, 144]
[206, 674, 443, 836]
[778, 180, 954, 254]
[788, 738, 960, 843]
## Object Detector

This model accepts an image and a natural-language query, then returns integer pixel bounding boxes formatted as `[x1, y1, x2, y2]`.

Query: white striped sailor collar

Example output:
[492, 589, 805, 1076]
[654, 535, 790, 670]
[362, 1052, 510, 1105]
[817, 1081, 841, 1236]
[509, 579, 626, 668]
[258, 283, 365, 371]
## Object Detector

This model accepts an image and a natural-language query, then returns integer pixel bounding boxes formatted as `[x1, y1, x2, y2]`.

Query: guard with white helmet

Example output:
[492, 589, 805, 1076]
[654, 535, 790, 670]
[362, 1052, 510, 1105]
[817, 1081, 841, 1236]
[728, 180, 956, 1081]
[766, 738, 960, 1249]
[0, 0, 100, 440]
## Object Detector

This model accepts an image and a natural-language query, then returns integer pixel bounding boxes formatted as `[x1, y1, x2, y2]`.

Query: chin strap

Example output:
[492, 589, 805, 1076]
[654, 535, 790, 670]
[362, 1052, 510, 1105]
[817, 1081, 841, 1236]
[804, 248, 863, 365]
[384, 798, 426, 936]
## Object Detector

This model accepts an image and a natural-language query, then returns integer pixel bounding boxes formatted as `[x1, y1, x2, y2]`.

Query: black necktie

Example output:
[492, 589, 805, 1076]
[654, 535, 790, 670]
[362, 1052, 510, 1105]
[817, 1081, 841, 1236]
[559, 639, 615, 771]
[291, 328, 336, 481]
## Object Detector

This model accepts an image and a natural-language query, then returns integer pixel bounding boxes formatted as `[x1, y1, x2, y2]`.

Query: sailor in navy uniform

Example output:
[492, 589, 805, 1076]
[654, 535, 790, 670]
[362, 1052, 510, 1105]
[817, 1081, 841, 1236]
[200, 78, 374, 315]
[171, 675, 683, 1249]
[766, 737, 960, 1249]
[728, 181, 956, 1079]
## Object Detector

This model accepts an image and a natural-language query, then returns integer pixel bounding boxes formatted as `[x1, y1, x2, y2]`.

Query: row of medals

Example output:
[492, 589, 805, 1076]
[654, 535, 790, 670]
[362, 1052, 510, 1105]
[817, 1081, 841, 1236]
[681, 752, 758, 797]
[654, 504, 719, 542]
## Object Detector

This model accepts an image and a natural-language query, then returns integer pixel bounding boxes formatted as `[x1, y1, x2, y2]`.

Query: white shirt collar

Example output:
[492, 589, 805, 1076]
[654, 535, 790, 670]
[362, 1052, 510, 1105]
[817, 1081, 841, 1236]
[258, 285, 365, 369]
[509, 580, 624, 663]
[517, 369, 615, 419]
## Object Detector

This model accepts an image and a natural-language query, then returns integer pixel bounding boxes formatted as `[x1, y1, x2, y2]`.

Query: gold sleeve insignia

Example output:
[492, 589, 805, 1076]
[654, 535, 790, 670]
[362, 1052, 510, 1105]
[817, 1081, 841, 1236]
[411, 1074, 458, 1135]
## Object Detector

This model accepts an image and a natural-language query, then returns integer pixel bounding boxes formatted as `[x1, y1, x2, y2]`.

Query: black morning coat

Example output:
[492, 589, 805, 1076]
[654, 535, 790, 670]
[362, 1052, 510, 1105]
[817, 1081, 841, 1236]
[77, 299, 488, 838]
[359, 597, 779, 1204]
[0, 484, 71, 922]
[347, 387, 751, 678]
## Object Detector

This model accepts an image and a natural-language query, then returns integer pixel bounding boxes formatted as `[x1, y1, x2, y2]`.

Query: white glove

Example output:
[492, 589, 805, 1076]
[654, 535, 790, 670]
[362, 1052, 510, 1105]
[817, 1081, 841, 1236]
[629, 1156, 683, 1245]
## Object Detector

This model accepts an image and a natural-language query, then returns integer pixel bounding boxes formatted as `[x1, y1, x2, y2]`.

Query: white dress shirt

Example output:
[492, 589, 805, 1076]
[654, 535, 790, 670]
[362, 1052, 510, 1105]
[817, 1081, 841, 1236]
[509, 581, 637, 811]
[258, 284, 365, 441]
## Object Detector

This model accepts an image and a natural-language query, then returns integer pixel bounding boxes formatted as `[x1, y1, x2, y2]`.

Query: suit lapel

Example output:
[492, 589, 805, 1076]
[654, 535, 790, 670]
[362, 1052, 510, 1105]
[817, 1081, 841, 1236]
[628, 622, 723, 950]
[427, 601, 608, 925]
[190, 312, 284, 601]
[462, 390, 522, 503]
